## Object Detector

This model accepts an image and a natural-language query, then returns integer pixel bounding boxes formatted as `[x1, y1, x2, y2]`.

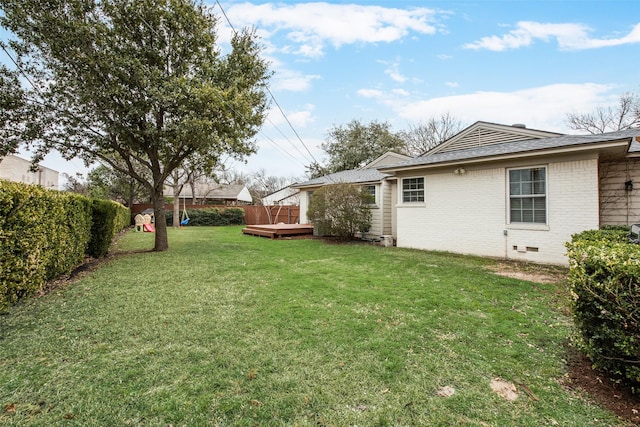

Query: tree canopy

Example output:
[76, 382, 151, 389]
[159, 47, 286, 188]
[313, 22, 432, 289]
[0, 0, 271, 250]
[317, 119, 407, 175]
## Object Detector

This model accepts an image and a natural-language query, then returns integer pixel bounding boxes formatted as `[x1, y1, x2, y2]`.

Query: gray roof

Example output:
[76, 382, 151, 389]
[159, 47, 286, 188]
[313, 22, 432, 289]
[380, 128, 640, 171]
[293, 167, 391, 188]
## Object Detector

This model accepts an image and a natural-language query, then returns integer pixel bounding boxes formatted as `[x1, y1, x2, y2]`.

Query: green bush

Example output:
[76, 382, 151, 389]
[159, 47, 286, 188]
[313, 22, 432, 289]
[88, 199, 130, 258]
[166, 207, 245, 226]
[566, 229, 640, 392]
[0, 181, 130, 309]
[0, 181, 92, 309]
[307, 183, 372, 239]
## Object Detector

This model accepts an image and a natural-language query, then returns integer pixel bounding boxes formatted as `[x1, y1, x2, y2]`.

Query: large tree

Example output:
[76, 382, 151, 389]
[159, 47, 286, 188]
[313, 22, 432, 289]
[0, 65, 27, 158]
[566, 92, 640, 134]
[319, 119, 406, 174]
[0, 0, 270, 250]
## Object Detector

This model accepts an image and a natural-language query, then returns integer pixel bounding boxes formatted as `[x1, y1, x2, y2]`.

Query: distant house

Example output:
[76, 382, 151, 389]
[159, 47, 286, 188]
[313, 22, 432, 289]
[175, 182, 253, 205]
[0, 154, 59, 189]
[261, 186, 300, 206]
[293, 152, 411, 240]
[378, 121, 640, 265]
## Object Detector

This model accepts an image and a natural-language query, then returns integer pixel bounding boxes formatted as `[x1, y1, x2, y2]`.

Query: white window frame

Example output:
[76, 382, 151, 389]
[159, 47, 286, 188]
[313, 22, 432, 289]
[507, 166, 547, 225]
[401, 177, 425, 204]
[362, 184, 377, 206]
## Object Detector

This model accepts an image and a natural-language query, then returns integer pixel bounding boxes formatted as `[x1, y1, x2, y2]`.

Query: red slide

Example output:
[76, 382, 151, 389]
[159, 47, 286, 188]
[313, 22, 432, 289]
[143, 223, 155, 232]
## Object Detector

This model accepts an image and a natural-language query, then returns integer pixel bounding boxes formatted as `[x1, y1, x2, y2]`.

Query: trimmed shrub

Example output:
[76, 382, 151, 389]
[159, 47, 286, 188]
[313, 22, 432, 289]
[0, 181, 130, 309]
[0, 181, 92, 308]
[566, 229, 640, 393]
[166, 207, 245, 226]
[88, 199, 130, 258]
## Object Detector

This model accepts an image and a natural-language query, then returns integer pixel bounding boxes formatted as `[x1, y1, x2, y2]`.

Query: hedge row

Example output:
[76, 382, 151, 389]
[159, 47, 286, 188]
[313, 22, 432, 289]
[166, 207, 244, 226]
[566, 228, 640, 393]
[0, 180, 130, 310]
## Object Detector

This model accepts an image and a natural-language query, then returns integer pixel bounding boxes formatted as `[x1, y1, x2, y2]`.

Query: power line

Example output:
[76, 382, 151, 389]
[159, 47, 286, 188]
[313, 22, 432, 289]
[213, 0, 320, 167]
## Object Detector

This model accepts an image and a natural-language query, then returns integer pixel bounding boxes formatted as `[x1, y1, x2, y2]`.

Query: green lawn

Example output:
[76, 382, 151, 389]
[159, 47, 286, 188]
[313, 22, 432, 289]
[0, 226, 624, 426]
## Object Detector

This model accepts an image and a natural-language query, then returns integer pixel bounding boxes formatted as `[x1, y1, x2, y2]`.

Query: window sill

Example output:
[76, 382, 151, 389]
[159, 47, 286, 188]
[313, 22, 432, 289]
[397, 203, 426, 208]
[506, 223, 550, 231]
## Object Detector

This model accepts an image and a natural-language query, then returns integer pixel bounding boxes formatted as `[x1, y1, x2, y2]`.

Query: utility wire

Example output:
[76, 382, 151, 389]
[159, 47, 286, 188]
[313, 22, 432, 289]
[213, 0, 320, 167]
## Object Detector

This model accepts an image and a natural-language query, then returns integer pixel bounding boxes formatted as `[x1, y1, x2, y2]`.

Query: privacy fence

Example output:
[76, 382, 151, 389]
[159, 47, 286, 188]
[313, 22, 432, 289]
[131, 204, 300, 225]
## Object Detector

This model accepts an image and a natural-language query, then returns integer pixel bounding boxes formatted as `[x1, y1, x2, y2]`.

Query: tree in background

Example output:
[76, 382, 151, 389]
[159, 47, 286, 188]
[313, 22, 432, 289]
[307, 183, 372, 239]
[87, 164, 148, 207]
[320, 120, 407, 174]
[0, 0, 270, 251]
[0, 65, 27, 158]
[400, 113, 465, 156]
[566, 92, 640, 134]
[61, 172, 89, 195]
[249, 169, 300, 202]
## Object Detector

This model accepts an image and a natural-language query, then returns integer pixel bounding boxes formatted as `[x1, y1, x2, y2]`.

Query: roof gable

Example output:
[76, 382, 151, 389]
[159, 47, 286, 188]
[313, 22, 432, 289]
[427, 121, 563, 155]
[363, 151, 411, 169]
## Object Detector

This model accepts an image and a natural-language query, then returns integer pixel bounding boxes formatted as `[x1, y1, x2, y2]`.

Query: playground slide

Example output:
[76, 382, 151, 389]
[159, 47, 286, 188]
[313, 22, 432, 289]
[143, 223, 155, 232]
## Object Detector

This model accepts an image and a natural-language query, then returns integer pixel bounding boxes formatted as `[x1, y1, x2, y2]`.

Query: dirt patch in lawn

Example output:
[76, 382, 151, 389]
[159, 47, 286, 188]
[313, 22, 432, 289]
[487, 261, 568, 284]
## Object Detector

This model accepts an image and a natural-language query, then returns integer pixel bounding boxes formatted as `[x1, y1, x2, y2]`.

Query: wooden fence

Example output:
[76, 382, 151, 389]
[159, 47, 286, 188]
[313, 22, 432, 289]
[131, 204, 300, 225]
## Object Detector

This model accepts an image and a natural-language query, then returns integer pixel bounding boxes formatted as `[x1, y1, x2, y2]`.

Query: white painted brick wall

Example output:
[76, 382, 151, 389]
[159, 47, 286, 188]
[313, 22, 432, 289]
[396, 158, 600, 265]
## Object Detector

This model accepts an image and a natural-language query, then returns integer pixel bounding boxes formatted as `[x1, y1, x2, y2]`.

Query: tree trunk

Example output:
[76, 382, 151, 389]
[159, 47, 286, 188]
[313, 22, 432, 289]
[151, 187, 169, 251]
[173, 194, 181, 228]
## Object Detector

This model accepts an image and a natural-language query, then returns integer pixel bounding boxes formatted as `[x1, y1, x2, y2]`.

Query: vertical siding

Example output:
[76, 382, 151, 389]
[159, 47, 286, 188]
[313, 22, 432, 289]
[599, 158, 640, 226]
[382, 180, 393, 235]
[395, 157, 600, 266]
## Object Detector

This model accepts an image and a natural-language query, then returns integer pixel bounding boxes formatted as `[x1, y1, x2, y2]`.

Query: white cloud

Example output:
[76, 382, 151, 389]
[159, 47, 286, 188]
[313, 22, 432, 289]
[464, 21, 640, 51]
[266, 104, 316, 128]
[357, 88, 386, 99]
[395, 83, 618, 133]
[384, 62, 408, 83]
[272, 68, 322, 92]
[224, 2, 442, 58]
[445, 81, 459, 88]
[392, 88, 410, 96]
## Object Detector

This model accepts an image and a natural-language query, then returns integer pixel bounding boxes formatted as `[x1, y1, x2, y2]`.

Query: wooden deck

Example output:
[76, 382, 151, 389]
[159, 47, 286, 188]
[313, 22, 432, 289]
[242, 224, 314, 239]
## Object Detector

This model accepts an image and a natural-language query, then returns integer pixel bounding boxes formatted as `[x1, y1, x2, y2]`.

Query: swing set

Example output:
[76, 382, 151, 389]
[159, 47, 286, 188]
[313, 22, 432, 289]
[180, 198, 190, 226]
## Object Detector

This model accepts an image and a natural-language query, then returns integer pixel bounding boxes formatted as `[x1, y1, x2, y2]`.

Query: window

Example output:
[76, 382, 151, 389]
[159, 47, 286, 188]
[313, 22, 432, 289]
[509, 167, 546, 224]
[362, 185, 376, 204]
[402, 177, 424, 203]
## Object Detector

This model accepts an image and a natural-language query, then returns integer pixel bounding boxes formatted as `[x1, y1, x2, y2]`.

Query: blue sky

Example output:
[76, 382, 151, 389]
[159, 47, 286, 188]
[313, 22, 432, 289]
[14, 0, 640, 181]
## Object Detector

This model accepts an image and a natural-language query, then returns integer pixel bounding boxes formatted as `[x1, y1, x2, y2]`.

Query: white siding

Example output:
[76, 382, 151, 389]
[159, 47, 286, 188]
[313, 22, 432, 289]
[395, 157, 600, 266]
[299, 190, 311, 224]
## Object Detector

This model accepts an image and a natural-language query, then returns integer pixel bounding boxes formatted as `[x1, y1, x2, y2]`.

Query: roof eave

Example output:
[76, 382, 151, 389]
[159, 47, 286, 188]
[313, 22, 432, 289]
[380, 140, 630, 174]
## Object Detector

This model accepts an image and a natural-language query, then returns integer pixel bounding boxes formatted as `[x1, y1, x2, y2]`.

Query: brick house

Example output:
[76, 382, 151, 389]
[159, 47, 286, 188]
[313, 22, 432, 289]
[378, 121, 640, 265]
[296, 122, 640, 265]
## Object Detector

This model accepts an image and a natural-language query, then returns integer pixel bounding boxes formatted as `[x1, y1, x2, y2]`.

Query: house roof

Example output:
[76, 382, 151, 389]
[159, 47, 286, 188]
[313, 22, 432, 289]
[292, 151, 405, 188]
[380, 126, 640, 172]
[427, 121, 562, 155]
[178, 183, 252, 202]
[292, 167, 391, 188]
[261, 186, 300, 204]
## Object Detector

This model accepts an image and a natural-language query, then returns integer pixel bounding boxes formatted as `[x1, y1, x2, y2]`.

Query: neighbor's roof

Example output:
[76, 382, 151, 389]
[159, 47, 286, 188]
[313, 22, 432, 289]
[380, 128, 640, 172]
